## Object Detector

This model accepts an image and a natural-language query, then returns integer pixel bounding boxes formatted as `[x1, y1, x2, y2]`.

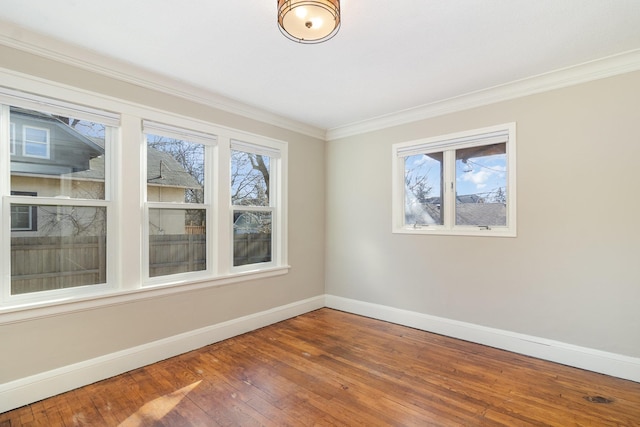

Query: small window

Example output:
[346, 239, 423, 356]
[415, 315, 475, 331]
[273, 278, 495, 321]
[392, 123, 516, 237]
[10, 191, 37, 231]
[23, 125, 50, 158]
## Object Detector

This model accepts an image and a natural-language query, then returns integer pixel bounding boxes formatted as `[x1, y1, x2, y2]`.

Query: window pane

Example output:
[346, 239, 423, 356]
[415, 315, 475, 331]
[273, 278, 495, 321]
[455, 143, 507, 226]
[233, 210, 272, 266]
[146, 134, 204, 204]
[11, 205, 107, 295]
[404, 152, 443, 226]
[24, 129, 49, 158]
[25, 127, 48, 143]
[10, 107, 108, 200]
[231, 150, 270, 207]
[149, 208, 206, 277]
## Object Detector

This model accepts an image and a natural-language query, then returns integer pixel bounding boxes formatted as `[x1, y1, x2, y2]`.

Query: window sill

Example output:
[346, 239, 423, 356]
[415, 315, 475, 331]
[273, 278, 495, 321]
[393, 227, 516, 238]
[0, 265, 291, 325]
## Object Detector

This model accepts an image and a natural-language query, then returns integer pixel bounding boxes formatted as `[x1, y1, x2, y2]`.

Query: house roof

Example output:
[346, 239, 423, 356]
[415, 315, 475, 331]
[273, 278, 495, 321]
[412, 199, 506, 227]
[11, 108, 201, 189]
[68, 147, 201, 189]
[11, 107, 104, 155]
[146, 149, 201, 189]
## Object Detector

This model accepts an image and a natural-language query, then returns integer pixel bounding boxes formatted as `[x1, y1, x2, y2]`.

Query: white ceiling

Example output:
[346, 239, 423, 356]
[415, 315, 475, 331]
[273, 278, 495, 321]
[1, 0, 639, 133]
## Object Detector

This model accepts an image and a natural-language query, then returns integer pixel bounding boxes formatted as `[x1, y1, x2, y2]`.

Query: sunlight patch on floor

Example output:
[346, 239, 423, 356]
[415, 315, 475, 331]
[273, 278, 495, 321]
[118, 380, 201, 426]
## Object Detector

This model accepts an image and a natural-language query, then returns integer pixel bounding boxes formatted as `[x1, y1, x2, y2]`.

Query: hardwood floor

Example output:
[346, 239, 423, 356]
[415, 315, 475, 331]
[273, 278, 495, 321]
[2, 308, 640, 426]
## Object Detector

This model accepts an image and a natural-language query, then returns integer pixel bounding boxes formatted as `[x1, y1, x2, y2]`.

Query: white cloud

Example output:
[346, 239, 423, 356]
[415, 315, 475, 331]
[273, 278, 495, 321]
[461, 169, 491, 186]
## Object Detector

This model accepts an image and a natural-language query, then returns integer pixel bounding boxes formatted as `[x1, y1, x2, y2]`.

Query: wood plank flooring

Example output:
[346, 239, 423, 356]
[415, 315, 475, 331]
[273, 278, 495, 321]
[2, 308, 640, 426]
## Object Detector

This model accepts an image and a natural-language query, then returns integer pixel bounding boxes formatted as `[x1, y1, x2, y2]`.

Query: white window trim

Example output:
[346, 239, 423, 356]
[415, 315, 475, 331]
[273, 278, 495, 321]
[0, 78, 289, 319]
[229, 137, 287, 274]
[142, 120, 216, 286]
[22, 125, 50, 159]
[392, 122, 517, 237]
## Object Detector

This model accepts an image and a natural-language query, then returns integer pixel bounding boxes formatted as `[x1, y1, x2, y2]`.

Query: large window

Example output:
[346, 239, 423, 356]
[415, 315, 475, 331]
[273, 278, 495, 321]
[393, 123, 516, 236]
[0, 86, 288, 312]
[143, 121, 213, 281]
[2, 100, 117, 300]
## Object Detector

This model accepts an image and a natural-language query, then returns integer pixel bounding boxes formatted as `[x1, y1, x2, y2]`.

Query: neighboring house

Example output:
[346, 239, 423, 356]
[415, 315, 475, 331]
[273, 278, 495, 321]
[9, 107, 201, 235]
[146, 148, 203, 235]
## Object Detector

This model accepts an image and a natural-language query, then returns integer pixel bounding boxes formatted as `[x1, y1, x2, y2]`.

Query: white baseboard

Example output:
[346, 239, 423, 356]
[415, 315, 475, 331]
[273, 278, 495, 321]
[0, 295, 325, 413]
[325, 295, 640, 383]
[4, 294, 638, 414]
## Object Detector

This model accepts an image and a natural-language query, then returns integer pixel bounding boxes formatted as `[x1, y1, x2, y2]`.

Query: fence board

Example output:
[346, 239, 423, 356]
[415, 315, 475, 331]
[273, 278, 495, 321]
[11, 232, 272, 293]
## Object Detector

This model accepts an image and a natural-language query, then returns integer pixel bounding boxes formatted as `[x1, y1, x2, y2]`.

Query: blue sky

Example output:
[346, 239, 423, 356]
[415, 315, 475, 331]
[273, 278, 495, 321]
[405, 151, 506, 200]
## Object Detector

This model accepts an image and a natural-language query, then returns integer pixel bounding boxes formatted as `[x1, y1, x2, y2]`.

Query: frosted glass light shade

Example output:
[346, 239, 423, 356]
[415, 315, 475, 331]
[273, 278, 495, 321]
[277, 0, 341, 44]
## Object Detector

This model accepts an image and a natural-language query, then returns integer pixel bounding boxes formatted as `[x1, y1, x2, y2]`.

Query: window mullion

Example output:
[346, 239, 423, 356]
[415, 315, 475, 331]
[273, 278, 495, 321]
[216, 136, 231, 275]
[119, 114, 143, 291]
[443, 149, 456, 229]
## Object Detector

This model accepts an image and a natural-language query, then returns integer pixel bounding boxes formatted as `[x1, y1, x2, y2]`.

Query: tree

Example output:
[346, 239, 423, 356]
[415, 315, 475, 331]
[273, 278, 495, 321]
[231, 151, 270, 206]
[38, 205, 106, 236]
[487, 187, 506, 204]
[231, 150, 271, 235]
[405, 170, 433, 204]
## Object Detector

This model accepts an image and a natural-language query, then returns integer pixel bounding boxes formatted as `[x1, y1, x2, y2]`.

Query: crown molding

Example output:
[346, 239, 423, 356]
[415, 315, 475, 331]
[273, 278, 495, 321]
[326, 49, 640, 141]
[0, 20, 326, 141]
[2, 20, 638, 143]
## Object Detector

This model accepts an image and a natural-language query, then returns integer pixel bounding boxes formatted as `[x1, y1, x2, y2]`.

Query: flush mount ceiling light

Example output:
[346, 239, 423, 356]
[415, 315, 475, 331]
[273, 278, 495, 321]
[277, 0, 341, 44]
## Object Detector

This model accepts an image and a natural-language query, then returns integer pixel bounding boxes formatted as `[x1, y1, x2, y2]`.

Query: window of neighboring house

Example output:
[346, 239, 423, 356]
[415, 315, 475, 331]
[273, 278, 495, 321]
[392, 123, 516, 237]
[3, 101, 117, 300]
[231, 140, 282, 269]
[23, 125, 50, 158]
[10, 191, 37, 231]
[143, 121, 213, 281]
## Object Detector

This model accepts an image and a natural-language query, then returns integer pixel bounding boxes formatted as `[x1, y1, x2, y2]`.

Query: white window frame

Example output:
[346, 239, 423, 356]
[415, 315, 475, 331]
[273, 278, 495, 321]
[142, 120, 216, 286]
[392, 123, 517, 237]
[1, 98, 118, 306]
[229, 139, 283, 273]
[22, 125, 50, 159]
[0, 81, 289, 319]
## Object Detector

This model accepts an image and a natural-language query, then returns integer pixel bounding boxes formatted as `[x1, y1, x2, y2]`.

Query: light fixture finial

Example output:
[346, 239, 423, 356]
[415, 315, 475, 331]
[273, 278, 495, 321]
[277, 0, 341, 44]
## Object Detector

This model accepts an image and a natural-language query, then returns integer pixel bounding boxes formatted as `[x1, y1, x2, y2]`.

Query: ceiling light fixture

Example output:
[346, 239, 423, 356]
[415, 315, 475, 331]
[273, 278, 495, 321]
[277, 0, 341, 44]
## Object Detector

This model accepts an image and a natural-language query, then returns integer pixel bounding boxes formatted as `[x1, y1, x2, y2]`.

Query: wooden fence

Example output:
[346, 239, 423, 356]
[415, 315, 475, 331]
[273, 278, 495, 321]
[11, 233, 272, 294]
[11, 236, 106, 295]
[233, 233, 271, 266]
[148, 234, 206, 277]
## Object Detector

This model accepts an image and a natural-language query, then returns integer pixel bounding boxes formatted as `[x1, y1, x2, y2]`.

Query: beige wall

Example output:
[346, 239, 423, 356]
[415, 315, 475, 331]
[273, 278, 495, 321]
[2, 40, 638, 391]
[326, 71, 640, 358]
[0, 46, 326, 382]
